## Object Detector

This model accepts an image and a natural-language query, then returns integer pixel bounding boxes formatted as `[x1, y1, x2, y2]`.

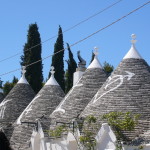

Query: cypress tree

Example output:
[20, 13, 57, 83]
[12, 76, 18, 84]
[65, 43, 77, 93]
[50, 26, 65, 91]
[21, 23, 43, 93]
[90, 51, 94, 64]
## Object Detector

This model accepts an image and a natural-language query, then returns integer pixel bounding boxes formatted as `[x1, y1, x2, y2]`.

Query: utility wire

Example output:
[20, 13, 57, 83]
[0, 1, 149, 77]
[0, 0, 122, 63]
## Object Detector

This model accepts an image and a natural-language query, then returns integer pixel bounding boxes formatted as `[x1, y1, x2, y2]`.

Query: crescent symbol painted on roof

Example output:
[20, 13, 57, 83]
[52, 83, 83, 115]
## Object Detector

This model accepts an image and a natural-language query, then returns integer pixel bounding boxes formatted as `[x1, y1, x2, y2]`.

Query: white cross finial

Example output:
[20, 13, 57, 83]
[51, 66, 55, 75]
[94, 47, 99, 56]
[131, 34, 137, 44]
[22, 66, 26, 75]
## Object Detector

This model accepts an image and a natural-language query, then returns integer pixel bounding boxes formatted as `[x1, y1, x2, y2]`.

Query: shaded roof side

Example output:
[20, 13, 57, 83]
[80, 58, 150, 143]
[20, 85, 64, 123]
[0, 84, 35, 139]
[10, 124, 33, 150]
[50, 68, 107, 126]
[0, 84, 35, 121]
[10, 85, 64, 150]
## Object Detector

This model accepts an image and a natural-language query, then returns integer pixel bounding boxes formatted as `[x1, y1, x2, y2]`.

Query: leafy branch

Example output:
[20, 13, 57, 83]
[102, 112, 140, 150]
[47, 112, 140, 150]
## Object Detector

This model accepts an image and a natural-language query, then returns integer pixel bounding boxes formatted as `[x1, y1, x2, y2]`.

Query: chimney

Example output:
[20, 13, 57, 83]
[73, 51, 86, 85]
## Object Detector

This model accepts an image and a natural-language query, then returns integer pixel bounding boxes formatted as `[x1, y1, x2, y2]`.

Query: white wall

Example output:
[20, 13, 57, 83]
[96, 123, 116, 150]
[31, 122, 150, 150]
[46, 133, 78, 150]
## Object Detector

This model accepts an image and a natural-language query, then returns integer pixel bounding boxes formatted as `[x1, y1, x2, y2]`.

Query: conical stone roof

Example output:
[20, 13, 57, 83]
[0, 68, 35, 139]
[80, 35, 150, 144]
[10, 67, 65, 150]
[50, 48, 107, 126]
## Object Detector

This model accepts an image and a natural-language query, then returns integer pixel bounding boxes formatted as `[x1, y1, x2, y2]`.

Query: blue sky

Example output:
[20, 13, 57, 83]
[0, 0, 150, 83]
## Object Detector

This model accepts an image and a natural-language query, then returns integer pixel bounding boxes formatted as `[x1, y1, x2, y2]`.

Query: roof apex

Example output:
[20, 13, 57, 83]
[123, 44, 142, 59]
[45, 75, 59, 86]
[88, 47, 102, 69]
[17, 75, 29, 84]
[17, 66, 29, 84]
[45, 66, 59, 86]
[123, 34, 142, 59]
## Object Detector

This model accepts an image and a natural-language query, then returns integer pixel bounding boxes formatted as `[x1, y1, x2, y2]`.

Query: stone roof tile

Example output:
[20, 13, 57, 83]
[0, 83, 35, 139]
[11, 84, 64, 150]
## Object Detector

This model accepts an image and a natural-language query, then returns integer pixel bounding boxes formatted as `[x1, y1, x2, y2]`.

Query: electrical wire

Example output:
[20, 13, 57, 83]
[0, 0, 123, 63]
[0, 1, 149, 77]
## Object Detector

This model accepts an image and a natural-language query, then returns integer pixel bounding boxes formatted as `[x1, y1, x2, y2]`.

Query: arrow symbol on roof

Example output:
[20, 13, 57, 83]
[93, 71, 135, 103]
[125, 71, 135, 80]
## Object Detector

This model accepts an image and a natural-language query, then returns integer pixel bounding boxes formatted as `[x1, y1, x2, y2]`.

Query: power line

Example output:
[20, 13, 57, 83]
[0, 0, 122, 63]
[0, 1, 149, 77]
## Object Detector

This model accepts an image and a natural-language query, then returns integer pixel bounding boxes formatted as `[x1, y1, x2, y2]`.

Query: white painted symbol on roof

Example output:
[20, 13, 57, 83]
[52, 83, 83, 115]
[17, 95, 41, 124]
[25, 105, 32, 115]
[93, 71, 135, 103]
[0, 100, 12, 119]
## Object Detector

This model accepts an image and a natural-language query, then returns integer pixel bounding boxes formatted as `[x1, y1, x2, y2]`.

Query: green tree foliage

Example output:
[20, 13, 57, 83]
[0, 78, 3, 89]
[102, 112, 140, 132]
[50, 26, 65, 91]
[3, 82, 12, 96]
[48, 112, 139, 150]
[48, 125, 67, 138]
[12, 76, 18, 84]
[20, 23, 43, 93]
[79, 115, 97, 150]
[3, 76, 18, 96]
[102, 112, 140, 150]
[90, 52, 114, 76]
[0, 131, 13, 150]
[103, 61, 114, 75]
[65, 43, 77, 93]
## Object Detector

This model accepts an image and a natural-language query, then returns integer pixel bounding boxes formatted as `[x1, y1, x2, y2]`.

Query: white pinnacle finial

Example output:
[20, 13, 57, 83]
[123, 34, 142, 59]
[94, 47, 99, 56]
[17, 66, 28, 84]
[22, 66, 26, 75]
[51, 66, 55, 75]
[87, 46, 102, 69]
[131, 34, 137, 44]
[45, 66, 59, 86]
